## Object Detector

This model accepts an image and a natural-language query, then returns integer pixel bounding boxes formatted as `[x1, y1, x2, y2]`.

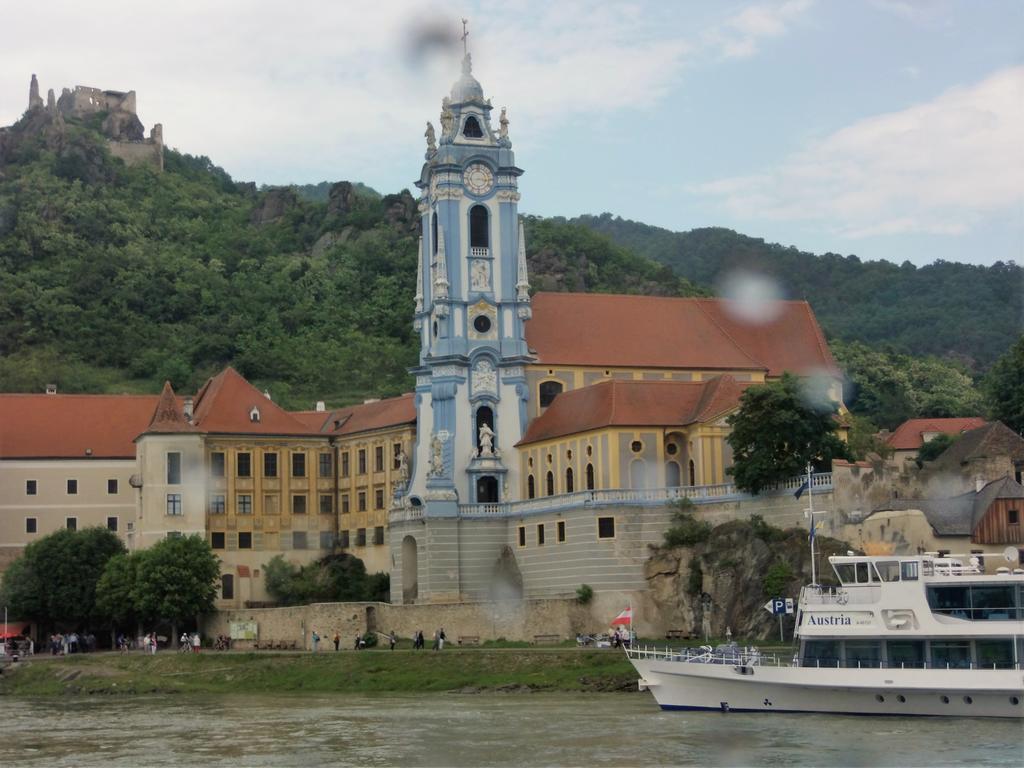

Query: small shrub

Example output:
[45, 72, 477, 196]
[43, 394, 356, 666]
[763, 561, 795, 597]
[749, 514, 785, 542]
[361, 632, 378, 648]
[576, 583, 594, 604]
[686, 559, 703, 595]
[663, 512, 712, 547]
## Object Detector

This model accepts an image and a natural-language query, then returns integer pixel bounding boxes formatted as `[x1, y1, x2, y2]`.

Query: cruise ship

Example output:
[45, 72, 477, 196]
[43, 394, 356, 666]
[626, 553, 1024, 717]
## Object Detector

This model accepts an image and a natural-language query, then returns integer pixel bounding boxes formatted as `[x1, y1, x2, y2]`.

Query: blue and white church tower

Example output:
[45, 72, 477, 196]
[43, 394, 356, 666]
[404, 43, 533, 519]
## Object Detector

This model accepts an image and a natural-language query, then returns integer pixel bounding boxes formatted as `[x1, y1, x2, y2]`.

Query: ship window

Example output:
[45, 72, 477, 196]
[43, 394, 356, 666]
[930, 641, 971, 669]
[976, 639, 1014, 669]
[833, 563, 855, 585]
[801, 640, 840, 667]
[886, 640, 924, 668]
[927, 584, 1017, 621]
[900, 561, 919, 581]
[875, 561, 900, 582]
[854, 562, 870, 583]
[844, 640, 881, 669]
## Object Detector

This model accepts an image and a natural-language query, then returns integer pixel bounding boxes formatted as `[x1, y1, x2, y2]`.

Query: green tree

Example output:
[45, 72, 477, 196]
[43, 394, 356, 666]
[915, 433, 958, 465]
[726, 372, 852, 494]
[132, 535, 220, 638]
[0, 527, 125, 628]
[94, 552, 141, 631]
[984, 335, 1024, 434]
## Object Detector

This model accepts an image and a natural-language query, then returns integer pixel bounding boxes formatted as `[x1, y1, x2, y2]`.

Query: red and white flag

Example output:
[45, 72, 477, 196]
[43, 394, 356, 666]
[610, 606, 632, 626]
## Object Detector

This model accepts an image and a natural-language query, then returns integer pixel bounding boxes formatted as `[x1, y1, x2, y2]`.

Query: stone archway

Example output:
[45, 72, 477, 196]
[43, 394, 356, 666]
[401, 535, 418, 604]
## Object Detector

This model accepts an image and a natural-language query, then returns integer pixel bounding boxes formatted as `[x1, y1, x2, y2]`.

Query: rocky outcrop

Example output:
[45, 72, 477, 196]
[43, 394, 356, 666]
[251, 187, 299, 225]
[645, 519, 852, 640]
[327, 181, 358, 217]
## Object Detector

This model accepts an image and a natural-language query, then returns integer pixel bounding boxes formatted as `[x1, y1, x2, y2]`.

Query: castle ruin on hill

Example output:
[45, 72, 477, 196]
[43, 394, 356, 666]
[25, 74, 164, 171]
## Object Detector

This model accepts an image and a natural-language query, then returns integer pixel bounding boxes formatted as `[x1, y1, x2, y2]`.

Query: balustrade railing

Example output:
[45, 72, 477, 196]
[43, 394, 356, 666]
[393, 473, 832, 521]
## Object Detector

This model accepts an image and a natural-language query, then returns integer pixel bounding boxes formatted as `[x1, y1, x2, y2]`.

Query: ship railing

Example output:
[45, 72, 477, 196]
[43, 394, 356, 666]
[799, 584, 882, 605]
[627, 645, 790, 667]
[799, 658, 1021, 670]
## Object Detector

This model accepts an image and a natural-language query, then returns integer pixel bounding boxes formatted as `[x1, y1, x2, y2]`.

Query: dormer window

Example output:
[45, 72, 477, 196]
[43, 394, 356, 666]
[462, 116, 483, 138]
[249, 406, 261, 423]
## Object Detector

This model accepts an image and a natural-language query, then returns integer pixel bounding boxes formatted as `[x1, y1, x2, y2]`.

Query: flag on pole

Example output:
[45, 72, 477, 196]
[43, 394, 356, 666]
[610, 606, 632, 626]
[794, 479, 810, 499]
[809, 519, 819, 543]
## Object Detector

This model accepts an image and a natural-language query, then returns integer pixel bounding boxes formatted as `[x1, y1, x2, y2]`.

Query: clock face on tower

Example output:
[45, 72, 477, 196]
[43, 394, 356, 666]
[463, 164, 494, 196]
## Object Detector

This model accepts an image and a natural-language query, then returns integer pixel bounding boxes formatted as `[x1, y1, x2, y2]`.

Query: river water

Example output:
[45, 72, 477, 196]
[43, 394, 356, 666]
[0, 692, 1020, 767]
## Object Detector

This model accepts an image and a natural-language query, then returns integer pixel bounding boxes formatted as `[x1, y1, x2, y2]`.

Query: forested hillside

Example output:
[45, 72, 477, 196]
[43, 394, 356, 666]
[574, 214, 1021, 372]
[0, 113, 702, 409]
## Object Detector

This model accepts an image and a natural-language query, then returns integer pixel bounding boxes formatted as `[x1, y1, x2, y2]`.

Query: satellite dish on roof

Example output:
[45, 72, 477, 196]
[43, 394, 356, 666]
[1003, 546, 1019, 563]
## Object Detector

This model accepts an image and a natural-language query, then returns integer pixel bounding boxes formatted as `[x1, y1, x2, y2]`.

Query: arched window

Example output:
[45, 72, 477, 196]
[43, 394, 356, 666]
[586, 463, 595, 490]
[527, 474, 536, 499]
[221, 574, 234, 600]
[475, 406, 494, 452]
[546, 471, 554, 496]
[666, 461, 682, 487]
[566, 467, 574, 493]
[688, 459, 696, 486]
[463, 116, 483, 138]
[477, 476, 498, 503]
[432, 212, 438, 255]
[539, 381, 563, 408]
[470, 205, 489, 249]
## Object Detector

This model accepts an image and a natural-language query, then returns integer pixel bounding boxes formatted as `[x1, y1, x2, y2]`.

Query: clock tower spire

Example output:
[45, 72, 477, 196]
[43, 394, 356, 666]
[403, 29, 532, 526]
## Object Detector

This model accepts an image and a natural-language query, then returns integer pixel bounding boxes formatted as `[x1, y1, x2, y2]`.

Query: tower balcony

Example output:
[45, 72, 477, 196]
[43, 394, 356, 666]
[470, 246, 490, 258]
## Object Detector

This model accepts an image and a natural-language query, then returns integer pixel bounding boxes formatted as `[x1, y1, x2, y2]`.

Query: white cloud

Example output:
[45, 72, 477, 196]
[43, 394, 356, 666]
[705, 0, 815, 59]
[695, 66, 1024, 238]
[0, 1, 813, 185]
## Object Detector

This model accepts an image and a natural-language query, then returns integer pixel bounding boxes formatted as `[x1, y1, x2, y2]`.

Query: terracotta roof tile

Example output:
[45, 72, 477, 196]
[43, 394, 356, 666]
[526, 292, 839, 376]
[143, 381, 199, 434]
[189, 368, 315, 435]
[885, 417, 987, 450]
[319, 394, 416, 436]
[518, 377, 749, 446]
[0, 393, 167, 459]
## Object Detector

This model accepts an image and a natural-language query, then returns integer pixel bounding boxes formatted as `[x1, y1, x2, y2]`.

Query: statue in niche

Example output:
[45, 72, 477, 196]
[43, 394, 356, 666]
[478, 423, 495, 457]
[425, 121, 437, 153]
[397, 448, 409, 486]
[429, 434, 444, 477]
[471, 259, 490, 291]
[499, 107, 509, 139]
[440, 97, 454, 136]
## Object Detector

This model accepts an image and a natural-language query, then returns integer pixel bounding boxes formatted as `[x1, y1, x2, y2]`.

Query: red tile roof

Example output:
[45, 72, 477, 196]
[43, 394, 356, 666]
[518, 376, 750, 446]
[526, 292, 839, 377]
[310, 394, 417, 437]
[144, 381, 198, 434]
[0, 393, 167, 459]
[885, 417, 987, 450]
[189, 368, 315, 435]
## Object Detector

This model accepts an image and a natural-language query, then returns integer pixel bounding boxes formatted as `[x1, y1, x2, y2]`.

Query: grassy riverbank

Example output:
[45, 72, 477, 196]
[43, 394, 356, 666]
[0, 649, 639, 697]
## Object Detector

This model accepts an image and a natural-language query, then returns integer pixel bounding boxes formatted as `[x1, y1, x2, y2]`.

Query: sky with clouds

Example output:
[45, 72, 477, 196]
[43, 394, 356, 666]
[3, 0, 1021, 267]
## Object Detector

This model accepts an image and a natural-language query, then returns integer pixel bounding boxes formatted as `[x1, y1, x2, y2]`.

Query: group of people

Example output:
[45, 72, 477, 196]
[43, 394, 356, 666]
[409, 628, 445, 651]
[178, 632, 203, 653]
[308, 629, 401, 652]
[48, 631, 95, 655]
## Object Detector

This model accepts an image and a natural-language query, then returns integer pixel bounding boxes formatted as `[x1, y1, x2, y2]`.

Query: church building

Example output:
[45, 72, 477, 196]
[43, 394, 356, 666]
[388, 44, 842, 604]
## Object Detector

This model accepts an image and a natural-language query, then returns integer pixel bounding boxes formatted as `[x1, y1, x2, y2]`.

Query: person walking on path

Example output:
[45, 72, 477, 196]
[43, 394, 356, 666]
[333, 632, 340, 652]
[311, 630, 320, 653]
[438, 628, 446, 650]
[389, 632, 396, 651]
[192, 632, 201, 654]
[432, 629, 439, 651]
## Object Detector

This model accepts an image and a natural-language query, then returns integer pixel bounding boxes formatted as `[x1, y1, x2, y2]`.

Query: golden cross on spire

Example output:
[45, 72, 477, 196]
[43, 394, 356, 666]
[461, 18, 469, 55]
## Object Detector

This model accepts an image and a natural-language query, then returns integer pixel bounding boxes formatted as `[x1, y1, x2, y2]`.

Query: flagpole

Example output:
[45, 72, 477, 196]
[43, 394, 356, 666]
[807, 462, 817, 587]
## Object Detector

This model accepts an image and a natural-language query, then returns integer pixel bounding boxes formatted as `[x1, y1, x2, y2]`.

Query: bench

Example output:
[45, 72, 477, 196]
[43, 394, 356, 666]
[665, 630, 692, 640]
[458, 635, 480, 646]
[533, 634, 560, 645]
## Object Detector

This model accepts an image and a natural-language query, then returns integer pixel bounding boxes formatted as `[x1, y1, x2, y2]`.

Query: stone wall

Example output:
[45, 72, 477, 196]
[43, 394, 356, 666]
[107, 137, 163, 172]
[204, 590, 644, 647]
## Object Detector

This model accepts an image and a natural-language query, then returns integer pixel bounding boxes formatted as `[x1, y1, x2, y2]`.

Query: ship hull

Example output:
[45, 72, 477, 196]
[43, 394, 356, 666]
[629, 657, 1023, 718]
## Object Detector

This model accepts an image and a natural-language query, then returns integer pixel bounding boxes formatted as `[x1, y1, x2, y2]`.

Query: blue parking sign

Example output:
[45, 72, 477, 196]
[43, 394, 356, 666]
[772, 598, 786, 615]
